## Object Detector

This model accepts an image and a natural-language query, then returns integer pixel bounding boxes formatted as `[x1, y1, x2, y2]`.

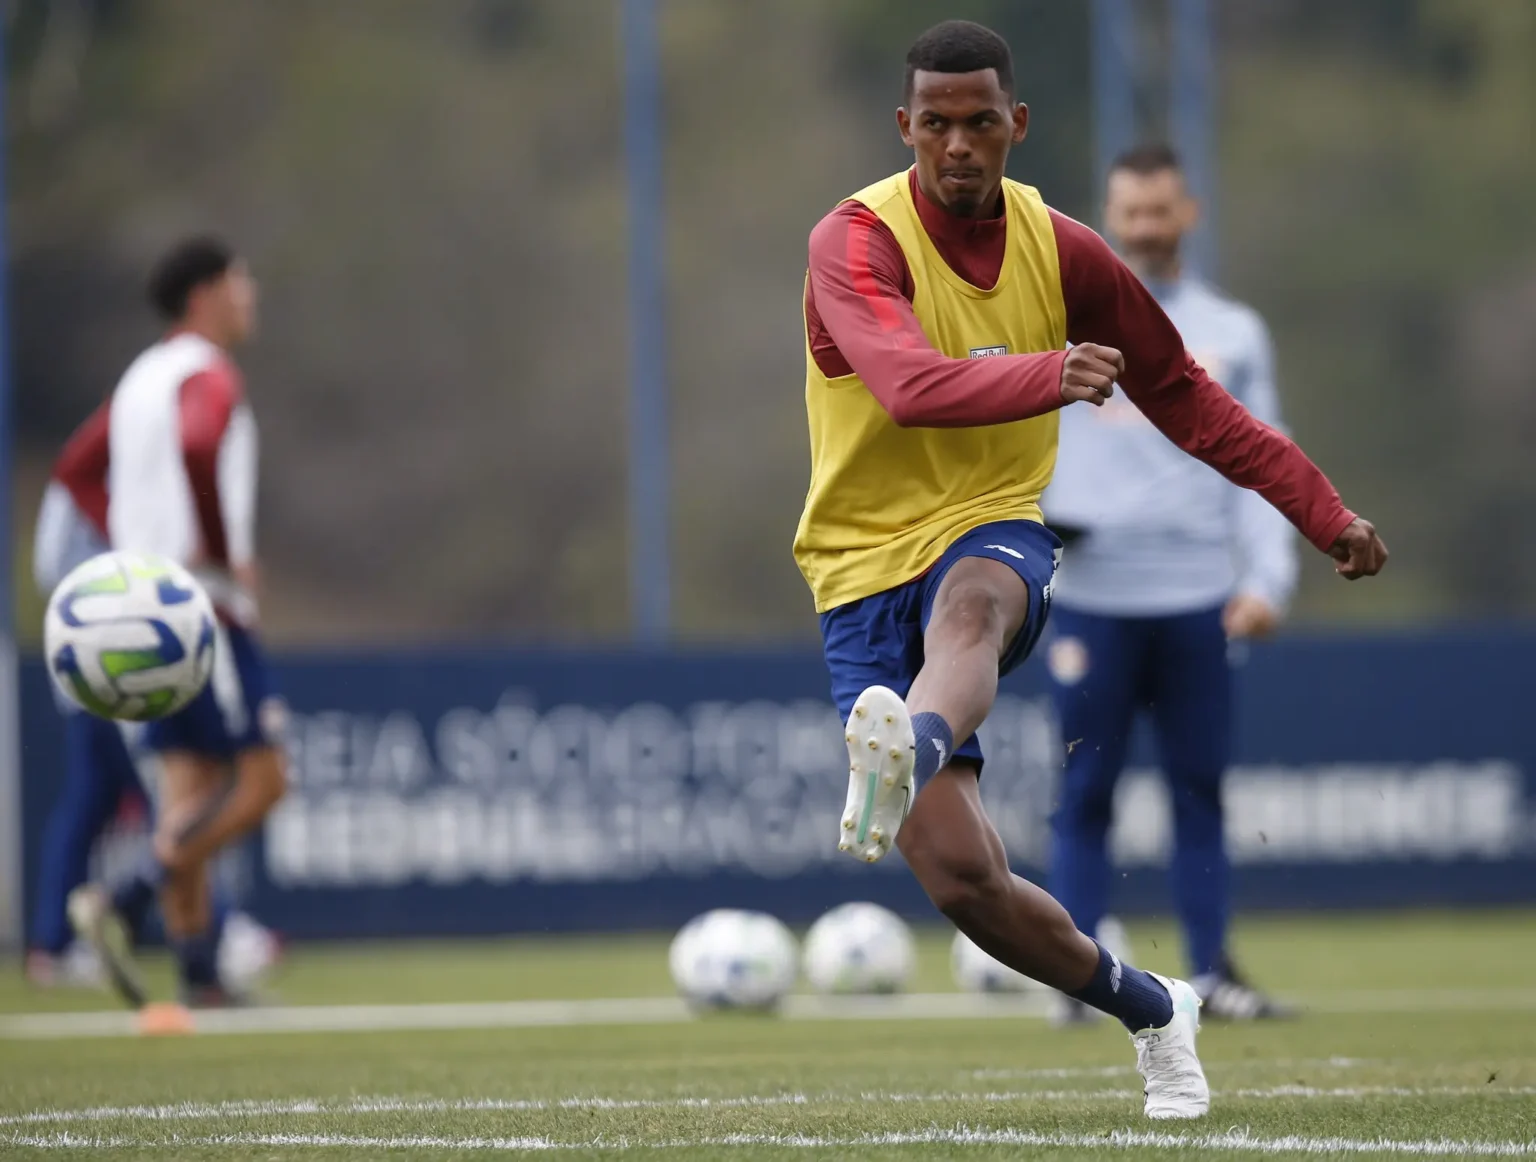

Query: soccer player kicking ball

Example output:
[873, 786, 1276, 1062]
[793, 22, 1387, 1120]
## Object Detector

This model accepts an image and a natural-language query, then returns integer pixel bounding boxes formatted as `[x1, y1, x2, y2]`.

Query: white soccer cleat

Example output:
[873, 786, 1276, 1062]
[837, 685, 914, 863]
[1133, 974, 1210, 1119]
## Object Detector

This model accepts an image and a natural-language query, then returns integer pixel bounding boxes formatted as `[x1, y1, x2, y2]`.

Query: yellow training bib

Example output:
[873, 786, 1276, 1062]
[793, 170, 1068, 612]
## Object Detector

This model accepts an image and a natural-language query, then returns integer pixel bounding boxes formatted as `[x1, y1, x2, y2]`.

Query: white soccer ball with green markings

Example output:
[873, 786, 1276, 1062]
[44, 551, 216, 722]
[802, 902, 915, 994]
[668, 909, 798, 1012]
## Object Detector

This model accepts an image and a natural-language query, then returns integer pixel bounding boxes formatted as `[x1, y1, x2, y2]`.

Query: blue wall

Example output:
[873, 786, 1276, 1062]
[19, 632, 1536, 942]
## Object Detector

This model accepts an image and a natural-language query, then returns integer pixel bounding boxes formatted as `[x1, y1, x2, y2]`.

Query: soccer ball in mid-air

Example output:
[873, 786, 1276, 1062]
[802, 901, 915, 994]
[44, 551, 216, 722]
[951, 930, 1048, 994]
[668, 909, 798, 1011]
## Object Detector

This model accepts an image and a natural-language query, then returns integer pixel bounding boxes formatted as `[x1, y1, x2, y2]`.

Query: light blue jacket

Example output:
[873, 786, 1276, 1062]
[1044, 277, 1298, 617]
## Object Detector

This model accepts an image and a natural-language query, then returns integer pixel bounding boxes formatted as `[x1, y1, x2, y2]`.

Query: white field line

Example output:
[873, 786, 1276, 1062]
[5, 1085, 1535, 1130]
[5, 1125, 1536, 1154]
[7, 987, 1536, 1041]
[0, 995, 693, 1041]
[0, 1066, 1225, 1128]
[971, 1056, 1383, 1080]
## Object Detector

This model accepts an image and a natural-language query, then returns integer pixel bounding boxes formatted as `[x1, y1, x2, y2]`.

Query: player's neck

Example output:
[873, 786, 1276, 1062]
[167, 321, 232, 352]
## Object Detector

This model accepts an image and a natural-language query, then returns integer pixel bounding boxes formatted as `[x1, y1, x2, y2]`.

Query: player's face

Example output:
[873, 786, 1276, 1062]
[898, 70, 1027, 218]
[1104, 168, 1198, 278]
[218, 262, 259, 346]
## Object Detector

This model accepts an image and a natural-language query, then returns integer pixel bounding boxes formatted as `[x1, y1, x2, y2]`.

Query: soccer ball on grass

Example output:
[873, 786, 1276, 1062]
[801, 901, 915, 994]
[668, 909, 798, 1012]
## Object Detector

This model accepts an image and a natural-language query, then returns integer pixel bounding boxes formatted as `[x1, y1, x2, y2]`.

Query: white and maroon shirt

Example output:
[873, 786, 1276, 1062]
[107, 332, 258, 625]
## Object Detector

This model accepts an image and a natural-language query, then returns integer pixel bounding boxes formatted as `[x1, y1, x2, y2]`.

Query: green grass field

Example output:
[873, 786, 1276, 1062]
[2, 911, 1534, 1159]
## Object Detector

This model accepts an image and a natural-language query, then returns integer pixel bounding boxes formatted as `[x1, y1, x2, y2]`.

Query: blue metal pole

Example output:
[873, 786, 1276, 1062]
[0, 13, 23, 949]
[1090, 0, 1137, 220]
[621, 0, 670, 643]
[1171, 0, 1216, 278]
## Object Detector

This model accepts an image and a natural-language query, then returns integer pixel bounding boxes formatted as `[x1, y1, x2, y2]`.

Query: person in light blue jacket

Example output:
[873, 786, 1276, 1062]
[1043, 144, 1294, 1022]
[26, 406, 141, 987]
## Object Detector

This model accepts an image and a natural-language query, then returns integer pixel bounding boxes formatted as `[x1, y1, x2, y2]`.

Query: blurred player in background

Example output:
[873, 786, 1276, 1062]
[27, 402, 282, 995]
[1045, 145, 1295, 1024]
[25, 403, 132, 987]
[795, 21, 1387, 1118]
[69, 236, 288, 1010]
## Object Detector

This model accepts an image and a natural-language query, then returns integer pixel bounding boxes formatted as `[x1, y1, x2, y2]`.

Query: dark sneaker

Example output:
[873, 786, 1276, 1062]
[67, 885, 147, 1009]
[1193, 962, 1297, 1021]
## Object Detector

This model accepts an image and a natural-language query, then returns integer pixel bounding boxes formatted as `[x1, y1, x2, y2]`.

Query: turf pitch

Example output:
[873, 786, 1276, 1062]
[1, 910, 1533, 1159]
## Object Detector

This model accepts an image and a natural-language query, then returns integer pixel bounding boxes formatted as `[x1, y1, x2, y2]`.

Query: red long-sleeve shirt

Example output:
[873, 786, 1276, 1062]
[53, 401, 111, 537]
[804, 170, 1355, 552]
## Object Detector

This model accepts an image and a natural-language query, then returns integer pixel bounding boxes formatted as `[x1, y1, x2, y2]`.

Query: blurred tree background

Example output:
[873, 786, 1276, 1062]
[6, 0, 1533, 645]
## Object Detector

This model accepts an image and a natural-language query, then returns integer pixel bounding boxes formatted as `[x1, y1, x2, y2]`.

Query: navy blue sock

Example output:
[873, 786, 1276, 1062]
[173, 930, 220, 991]
[909, 712, 955, 794]
[109, 855, 167, 939]
[1069, 940, 1173, 1032]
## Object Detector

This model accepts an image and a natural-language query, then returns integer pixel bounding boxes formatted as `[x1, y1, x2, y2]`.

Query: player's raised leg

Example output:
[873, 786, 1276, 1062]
[897, 553, 1206, 1118]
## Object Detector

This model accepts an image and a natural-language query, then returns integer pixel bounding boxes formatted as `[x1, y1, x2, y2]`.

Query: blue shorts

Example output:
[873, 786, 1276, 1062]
[819, 520, 1062, 771]
[142, 623, 286, 759]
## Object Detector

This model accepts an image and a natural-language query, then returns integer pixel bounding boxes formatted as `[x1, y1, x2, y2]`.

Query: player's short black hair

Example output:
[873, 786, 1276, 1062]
[1109, 142, 1184, 176]
[904, 20, 1014, 103]
[146, 235, 236, 321]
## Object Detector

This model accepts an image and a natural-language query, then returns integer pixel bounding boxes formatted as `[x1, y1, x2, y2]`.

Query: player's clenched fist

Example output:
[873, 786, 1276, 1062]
[1329, 517, 1389, 580]
[1061, 342, 1124, 407]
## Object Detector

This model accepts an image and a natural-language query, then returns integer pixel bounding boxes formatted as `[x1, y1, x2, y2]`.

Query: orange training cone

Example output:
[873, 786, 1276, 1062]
[137, 1002, 195, 1036]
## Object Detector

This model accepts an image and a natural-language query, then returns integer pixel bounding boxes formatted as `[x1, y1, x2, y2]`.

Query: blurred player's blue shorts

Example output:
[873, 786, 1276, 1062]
[142, 623, 286, 759]
[818, 519, 1062, 771]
